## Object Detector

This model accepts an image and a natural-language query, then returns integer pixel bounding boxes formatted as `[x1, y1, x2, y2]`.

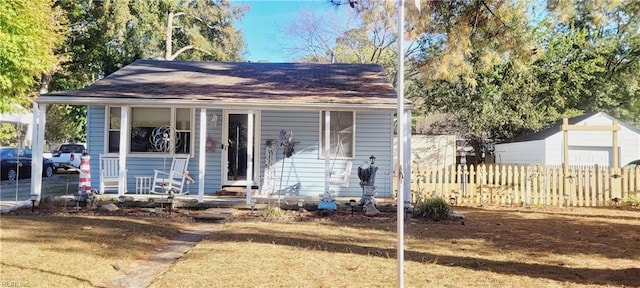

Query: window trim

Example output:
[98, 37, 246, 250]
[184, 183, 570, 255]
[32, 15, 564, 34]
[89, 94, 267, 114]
[318, 110, 356, 159]
[104, 106, 195, 157]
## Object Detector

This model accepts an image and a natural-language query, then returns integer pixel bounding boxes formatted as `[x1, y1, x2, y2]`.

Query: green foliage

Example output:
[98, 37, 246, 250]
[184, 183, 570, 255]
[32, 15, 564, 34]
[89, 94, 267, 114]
[413, 197, 452, 221]
[330, 0, 640, 143]
[0, 0, 65, 112]
[262, 205, 284, 218]
[0, 123, 19, 146]
[623, 195, 640, 208]
[45, 105, 86, 143]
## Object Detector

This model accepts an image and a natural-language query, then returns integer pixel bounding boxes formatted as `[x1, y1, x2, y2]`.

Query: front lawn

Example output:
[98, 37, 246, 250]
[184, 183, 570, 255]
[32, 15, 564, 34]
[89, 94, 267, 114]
[1, 206, 638, 287]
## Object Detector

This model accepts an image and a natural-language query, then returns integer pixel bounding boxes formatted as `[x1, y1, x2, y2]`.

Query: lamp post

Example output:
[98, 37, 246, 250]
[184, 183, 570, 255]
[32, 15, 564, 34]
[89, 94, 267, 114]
[297, 199, 305, 216]
[509, 192, 514, 208]
[250, 199, 257, 216]
[167, 192, 175, 214]
[349, 199, 357, 216]
[30, 193, 38, 212]
[118, 195, 126, 213]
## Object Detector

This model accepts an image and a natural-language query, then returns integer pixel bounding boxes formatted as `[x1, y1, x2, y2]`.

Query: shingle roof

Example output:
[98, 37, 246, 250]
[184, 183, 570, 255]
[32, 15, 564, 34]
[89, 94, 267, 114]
[39, 60, 403, 108]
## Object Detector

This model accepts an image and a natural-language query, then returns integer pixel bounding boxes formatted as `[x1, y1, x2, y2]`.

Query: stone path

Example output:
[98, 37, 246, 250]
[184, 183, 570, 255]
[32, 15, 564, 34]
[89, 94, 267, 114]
[105, 208, 236, 288]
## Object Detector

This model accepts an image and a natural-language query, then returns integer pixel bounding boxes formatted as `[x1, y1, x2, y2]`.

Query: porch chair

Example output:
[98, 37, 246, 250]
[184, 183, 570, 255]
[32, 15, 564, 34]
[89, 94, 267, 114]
[151, 156, 190, 195]
[329, 160, 353, 187]
[99, 154, 124, 194]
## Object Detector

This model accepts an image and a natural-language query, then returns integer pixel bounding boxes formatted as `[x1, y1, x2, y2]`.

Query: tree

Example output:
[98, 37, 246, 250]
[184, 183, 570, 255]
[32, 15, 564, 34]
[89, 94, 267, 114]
[0, 0, 65, 113]
[165, 0, 247, 61]
[281, 8, 356, 62]
[44, 0, 248, 143]
[337, 0, 640, 148]
[541, 0, 640, 125]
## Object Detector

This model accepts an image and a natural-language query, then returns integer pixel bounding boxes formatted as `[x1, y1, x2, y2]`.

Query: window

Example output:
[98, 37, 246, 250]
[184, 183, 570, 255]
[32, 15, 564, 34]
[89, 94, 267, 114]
[108, 107, 121, 153]
[319, 111, 355, 158]
[107, 106, 193, 155]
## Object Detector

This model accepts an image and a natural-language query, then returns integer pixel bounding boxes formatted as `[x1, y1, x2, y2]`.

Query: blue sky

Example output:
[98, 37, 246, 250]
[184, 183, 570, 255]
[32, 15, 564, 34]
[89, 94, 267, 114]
[232, 0, 353, 62]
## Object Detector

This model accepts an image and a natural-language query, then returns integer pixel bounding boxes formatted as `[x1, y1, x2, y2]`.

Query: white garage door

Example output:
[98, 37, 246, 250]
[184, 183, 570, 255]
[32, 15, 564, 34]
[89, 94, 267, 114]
[568, 146, 611, 166]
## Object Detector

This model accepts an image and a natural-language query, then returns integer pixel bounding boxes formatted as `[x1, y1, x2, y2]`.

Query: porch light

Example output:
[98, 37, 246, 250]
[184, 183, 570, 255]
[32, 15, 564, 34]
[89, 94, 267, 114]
[349, 199, 357, 217]
[369, 155, 376, 165]
[30, 193, 38, 212]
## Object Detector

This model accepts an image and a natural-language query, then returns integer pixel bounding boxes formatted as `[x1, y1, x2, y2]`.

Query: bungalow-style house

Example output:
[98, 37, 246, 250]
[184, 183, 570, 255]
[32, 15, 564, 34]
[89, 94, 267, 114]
[30, 60, 411, 203]
[494, 112, 640, 167]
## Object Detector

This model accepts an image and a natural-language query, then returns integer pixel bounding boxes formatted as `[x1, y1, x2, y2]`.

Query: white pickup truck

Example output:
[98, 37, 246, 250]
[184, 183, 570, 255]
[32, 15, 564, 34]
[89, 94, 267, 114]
[51, 143, 86, 170]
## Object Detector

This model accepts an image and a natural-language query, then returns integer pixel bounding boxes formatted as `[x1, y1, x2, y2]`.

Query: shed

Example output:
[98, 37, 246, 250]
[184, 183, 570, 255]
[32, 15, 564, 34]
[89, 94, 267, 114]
[494, 112, 640, 167]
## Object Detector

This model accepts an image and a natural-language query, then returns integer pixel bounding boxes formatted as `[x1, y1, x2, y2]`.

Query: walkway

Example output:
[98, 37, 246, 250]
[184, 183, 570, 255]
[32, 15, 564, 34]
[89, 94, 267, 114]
[104, 209, 235, 288]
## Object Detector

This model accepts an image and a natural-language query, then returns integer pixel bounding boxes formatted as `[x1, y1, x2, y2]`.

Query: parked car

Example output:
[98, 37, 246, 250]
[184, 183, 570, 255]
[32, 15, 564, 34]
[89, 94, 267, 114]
[0, 147, 55, 181]
[51, 143, 86, 170]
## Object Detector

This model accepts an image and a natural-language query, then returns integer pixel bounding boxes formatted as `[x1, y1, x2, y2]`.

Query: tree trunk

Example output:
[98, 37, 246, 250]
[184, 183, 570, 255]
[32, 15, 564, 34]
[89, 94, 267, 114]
[165, 11, 174, 60]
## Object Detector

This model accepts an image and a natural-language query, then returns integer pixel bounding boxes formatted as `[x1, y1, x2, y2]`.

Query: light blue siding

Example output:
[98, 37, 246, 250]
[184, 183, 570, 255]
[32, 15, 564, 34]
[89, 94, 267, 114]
[260, 110, 394, 197]
[87, 106, 394, 198]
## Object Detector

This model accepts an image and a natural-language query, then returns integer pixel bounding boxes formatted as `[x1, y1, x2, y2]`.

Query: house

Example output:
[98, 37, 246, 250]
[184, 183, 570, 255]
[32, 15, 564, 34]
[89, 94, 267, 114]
[31, 60, 411, 202]
[395, 135, 456, 169]
[494, 112, 640, 167]
[0, 104, 33, 147]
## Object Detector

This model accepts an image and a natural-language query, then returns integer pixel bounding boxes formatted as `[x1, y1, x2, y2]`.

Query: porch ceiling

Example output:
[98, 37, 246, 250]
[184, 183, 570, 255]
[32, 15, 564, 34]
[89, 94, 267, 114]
[37, 60, 408, 111]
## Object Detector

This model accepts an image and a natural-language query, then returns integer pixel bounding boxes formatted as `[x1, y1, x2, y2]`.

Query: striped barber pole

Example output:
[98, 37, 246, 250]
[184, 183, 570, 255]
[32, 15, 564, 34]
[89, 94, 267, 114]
[78, 154, 91, 194]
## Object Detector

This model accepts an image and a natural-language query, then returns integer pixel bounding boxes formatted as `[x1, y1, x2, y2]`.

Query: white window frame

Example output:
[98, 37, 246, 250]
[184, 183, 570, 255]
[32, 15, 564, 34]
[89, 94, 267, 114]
[319, 111, 356, 159]
[105, 106, 194, 157]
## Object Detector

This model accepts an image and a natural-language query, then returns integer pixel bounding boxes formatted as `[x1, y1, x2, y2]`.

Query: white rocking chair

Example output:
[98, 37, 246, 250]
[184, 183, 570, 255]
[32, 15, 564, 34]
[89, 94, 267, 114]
[99, 154, 124, 194]
[329, 160, 352, 187]
[152, 156, 190, 194]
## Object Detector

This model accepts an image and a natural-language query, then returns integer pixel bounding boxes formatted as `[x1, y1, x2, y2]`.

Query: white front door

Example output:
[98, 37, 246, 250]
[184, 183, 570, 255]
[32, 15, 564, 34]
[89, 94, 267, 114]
[222, 110, 261, 186]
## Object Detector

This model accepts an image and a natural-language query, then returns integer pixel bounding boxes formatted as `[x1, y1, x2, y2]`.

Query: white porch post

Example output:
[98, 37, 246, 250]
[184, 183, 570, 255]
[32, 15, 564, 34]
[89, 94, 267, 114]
[324, 111, 331, 193]
[396, 0, 406, 287]
[118, 106, 130, 196]
[30, 103, 47, 200]
[198, 108, 207, 203]
[246, 111, 254, 204]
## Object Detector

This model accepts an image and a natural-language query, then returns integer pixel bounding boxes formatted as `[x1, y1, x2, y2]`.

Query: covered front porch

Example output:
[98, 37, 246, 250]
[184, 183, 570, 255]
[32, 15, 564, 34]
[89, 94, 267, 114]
[30, 60, 411, 205]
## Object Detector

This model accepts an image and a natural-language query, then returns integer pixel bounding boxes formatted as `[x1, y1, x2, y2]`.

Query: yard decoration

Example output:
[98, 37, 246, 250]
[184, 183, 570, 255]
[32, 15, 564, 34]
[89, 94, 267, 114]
[261, 139, 277, 196]
[358, 156, 379, 216]
[278, 130, 295, 192]
[150, 125, 181, 172]
[318, 189, 337, 211]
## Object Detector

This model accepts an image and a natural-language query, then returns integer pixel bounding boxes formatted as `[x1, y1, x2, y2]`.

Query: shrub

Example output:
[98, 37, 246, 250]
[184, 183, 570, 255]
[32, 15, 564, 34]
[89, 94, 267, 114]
[414, 197, 452, 221]
[623, 195, 639, 208]
[262, 205, 284, 218]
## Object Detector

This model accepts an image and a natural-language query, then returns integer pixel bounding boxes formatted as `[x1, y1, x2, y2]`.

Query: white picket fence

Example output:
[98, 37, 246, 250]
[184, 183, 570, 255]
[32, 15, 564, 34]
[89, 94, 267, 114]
[406, 164, 640, 207]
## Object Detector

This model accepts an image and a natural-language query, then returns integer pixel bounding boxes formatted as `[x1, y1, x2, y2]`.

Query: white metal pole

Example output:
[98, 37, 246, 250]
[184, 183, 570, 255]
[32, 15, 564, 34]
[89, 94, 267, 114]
[397, 0, 406, 287]
[246, 111, 254, 204]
